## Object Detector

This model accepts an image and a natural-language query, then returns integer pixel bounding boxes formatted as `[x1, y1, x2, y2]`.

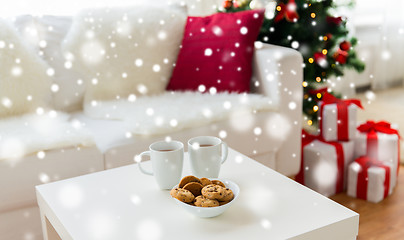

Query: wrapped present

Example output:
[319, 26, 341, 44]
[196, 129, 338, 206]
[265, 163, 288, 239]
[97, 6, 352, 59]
[296, 130, 355, 197]
[355, 121, 400, 177]
[347, 156, 395, 203]
[319, 92, 363, 142]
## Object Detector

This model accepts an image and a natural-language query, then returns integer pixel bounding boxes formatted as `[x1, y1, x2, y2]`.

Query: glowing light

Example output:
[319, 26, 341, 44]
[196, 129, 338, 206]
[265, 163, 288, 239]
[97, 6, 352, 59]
[302, 81, 308, 87]
[135, 58, 143, 67]
[1, 97, 12, 108]
[316, 77, 321, 82]
[37, 151, 46, 159]
[323, 36, 328, 41]
[311, 13, 316, 18]
[212, 26, 223, 36]
[308, 120, 313, 125]
[219, 130, 227, 138]
[39, 173, 50, 183]
[152, 64, 161, 72]
[265, 113, 291, 140]
[276, 6, 281, 11]
[322, 49, 328, 55]
[313, 105, 319, 112]
[288, 101, 297, 110]
[11, 66, 23, 76]
[308, 58, 314, 63]
[317, 93, 322, 98]
[204, 48, 213, 56]
[198, 85, 206, 92]
[46, 68, 55, 76]
[254, 127, 262, 135]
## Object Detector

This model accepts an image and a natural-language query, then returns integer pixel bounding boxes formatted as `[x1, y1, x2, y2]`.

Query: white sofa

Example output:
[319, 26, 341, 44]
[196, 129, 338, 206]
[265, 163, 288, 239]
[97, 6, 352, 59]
[0, 5, 303, 240]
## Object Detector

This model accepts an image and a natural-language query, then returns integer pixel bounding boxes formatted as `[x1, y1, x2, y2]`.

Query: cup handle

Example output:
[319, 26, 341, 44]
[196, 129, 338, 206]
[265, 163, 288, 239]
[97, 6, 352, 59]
[221, 142, 228, 164]
[138, 151, 154, 175]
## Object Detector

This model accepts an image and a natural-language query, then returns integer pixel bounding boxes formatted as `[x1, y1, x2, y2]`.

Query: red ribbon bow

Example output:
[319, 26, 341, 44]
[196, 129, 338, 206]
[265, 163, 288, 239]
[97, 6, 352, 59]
[274, 0, 299, 23]
[355, 156, 391, 200]
[357, 120, 401, 176]
[321, 92, 363, 109]
[296, 130, 345, 193]
[357, 121, 401, 138]
[319, 92, 363, 141]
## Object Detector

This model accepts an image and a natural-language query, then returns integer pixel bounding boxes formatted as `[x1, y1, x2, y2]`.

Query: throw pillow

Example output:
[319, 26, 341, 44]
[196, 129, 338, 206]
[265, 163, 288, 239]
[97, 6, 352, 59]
[15, 15, 85, 112]
[166, 9, 265, 93]
[0, 19, 52, 118]
[62, 4, 187, 104]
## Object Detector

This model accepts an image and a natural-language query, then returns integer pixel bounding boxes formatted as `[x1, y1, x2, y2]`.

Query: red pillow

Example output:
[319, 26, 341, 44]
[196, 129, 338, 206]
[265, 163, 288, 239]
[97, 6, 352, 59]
[166, 9, 265, 93]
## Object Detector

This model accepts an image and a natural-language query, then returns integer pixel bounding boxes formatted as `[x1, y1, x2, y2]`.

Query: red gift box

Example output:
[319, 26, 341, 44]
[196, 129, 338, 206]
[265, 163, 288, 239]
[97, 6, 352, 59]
[355, 121, 401, 177]
[318, 92, 363, 142]
[347, 156, 395, 203]
[296, 130, 355, 197]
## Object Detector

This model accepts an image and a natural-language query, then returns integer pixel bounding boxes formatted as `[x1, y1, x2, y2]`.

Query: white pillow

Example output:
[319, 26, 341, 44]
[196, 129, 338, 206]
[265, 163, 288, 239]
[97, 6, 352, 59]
[0, 19, 52, 118]
[62, 4, 187, 104]
[14, 15, 85, 112]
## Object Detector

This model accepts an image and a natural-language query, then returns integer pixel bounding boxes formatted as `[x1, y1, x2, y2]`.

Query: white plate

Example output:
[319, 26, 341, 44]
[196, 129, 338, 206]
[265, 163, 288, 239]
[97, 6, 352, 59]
[172, 179, 240, 218]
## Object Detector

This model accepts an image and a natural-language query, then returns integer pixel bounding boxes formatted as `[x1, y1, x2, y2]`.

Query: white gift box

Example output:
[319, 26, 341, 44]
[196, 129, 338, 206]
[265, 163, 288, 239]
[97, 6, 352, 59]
[302, 140, 355, 197]
[354, 129, 399, 177]
[319, 103, 358, 142]
[347, 160, 395, 203]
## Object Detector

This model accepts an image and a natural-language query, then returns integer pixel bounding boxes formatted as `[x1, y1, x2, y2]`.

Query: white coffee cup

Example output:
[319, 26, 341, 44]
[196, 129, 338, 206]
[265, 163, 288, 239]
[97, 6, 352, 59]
[137, 141, 184, 190]
[188, 136, 228, 178]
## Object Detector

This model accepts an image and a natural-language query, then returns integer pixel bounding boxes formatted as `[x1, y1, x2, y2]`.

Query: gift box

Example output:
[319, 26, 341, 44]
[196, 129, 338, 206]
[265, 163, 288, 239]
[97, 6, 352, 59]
[296, 131, 355, 197]
[319, 92, 363, 142]
[347, 156, 395, 203]
[354, 121, 400, 177]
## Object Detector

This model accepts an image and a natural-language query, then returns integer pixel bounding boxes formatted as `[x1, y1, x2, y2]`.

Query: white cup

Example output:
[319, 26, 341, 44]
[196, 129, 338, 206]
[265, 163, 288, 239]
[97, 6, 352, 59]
[188, 136, 228, 178]
[137, 141, 184, 190]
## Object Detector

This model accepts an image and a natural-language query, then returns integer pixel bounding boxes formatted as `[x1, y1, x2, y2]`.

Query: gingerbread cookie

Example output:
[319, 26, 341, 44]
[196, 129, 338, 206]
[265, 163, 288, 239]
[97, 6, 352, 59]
[179, 175, 201, 188]
[183, 182, 203, 197]
[201, 184, 225, 200]
[199, 177, 212, 187]
[194, 195, 219, 207]
[175, 188, 195, 203]
[211, 180, 226, 188]
[218, 187, 234, 202]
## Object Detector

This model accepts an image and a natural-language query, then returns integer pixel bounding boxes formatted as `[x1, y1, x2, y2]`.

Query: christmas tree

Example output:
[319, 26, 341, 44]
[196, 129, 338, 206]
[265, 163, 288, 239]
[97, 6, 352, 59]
[221, 0, 365, 126]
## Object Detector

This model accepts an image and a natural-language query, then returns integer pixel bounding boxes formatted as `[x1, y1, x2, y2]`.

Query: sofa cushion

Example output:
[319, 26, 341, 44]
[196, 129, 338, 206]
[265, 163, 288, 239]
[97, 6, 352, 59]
[0, 19, 52, 118]
[62, 3, 187, 104]
[166, 9, 265, 93]
[0, 111, 94, 160]
[83, 92, 275, 143]
[14, 15, 85, 112]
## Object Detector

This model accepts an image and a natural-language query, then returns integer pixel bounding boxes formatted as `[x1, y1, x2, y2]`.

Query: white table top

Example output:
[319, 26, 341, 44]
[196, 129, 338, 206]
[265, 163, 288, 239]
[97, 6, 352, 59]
[36, 148, 358, 240]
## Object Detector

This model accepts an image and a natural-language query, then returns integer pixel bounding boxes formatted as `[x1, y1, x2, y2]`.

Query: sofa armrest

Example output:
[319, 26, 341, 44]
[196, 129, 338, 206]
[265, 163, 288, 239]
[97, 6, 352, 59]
[251, 43, 303, 176]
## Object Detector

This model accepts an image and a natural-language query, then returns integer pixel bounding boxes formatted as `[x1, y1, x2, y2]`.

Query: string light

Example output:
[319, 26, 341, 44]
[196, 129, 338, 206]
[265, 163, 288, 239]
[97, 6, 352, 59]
[308, 120, 313, 126]
[276, 6, 282, 11]
[323, 36, 328, 41]
[316, 77, 321, 82]
[322, 49, 328, 55]
[311, 13, 316, 18]
[302, 81, 308, 87]
[308, 58, 314, 63]
[317, 93, 322, 98]
[313, 105, 319, 112]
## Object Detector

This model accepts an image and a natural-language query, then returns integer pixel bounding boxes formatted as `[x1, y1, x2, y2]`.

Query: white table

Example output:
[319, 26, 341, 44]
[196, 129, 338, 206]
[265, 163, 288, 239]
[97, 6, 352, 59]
[36, 148, 359, 240]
